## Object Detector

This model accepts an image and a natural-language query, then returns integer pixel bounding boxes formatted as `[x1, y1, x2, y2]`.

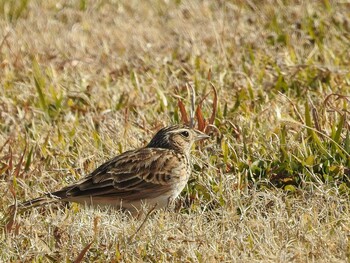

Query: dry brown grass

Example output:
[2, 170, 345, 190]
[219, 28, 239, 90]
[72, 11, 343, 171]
[1, 0, 350, 262]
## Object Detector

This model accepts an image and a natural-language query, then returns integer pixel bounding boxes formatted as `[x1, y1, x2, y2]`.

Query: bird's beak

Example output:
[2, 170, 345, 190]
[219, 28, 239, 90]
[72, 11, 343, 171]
[194, 130, 210, 141]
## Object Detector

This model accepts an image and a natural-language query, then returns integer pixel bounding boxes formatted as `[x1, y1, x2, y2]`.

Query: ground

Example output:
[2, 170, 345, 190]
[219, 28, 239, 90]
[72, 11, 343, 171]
[0, 0, 349, 262]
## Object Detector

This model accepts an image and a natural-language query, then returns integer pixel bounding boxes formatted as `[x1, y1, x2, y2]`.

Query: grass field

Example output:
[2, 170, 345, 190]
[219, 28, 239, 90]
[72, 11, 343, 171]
[1, 0, 350, 262]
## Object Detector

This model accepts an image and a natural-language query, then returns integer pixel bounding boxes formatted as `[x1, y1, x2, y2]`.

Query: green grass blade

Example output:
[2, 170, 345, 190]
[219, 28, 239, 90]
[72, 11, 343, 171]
[333, 113, 345, 144]
[32, 59, 47, 113]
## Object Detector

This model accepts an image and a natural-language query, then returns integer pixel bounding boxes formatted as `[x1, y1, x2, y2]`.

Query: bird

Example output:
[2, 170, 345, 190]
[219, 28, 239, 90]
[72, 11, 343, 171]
[17, 125, 209, 215]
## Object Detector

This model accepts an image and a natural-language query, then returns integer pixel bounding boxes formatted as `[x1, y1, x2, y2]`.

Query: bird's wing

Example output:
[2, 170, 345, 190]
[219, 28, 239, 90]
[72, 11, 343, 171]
[53, 148, 184, 201]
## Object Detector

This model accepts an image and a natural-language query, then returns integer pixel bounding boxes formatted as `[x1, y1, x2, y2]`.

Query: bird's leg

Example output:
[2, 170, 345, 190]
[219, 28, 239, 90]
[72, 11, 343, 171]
[166, 197, 177, 212]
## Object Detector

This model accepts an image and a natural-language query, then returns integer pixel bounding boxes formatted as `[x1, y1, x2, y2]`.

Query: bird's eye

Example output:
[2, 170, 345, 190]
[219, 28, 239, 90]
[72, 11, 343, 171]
[180, 131, 189, 137]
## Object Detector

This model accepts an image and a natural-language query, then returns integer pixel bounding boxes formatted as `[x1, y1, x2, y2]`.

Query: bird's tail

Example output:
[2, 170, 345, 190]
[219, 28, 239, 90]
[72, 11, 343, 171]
[2, 193, 64, 227]
[9, 188, 69, 214]
[18, 194, 60, 209]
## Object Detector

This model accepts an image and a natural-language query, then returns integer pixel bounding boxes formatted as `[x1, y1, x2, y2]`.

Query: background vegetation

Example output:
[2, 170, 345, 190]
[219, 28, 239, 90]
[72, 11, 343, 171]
[0, 0, 349, 262]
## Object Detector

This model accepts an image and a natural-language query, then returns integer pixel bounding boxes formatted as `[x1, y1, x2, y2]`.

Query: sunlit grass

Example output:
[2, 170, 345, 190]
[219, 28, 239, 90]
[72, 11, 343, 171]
[1, 0, 349, 261]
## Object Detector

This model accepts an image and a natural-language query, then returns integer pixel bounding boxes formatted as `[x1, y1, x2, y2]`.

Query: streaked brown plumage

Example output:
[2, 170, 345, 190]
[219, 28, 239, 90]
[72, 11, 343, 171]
[19, 125, 209, 214]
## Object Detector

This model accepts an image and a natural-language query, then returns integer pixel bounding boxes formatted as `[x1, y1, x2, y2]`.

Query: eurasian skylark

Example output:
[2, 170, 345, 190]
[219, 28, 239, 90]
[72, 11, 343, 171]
[19, 125, 209, 214]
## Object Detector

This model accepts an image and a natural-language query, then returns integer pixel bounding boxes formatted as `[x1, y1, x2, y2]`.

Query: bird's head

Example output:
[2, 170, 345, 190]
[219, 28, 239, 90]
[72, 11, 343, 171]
[147, 125, 209, 154]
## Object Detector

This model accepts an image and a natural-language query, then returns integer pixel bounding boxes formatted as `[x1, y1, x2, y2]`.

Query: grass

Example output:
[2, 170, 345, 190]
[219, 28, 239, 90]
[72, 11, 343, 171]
[0, 0, 349, 262]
